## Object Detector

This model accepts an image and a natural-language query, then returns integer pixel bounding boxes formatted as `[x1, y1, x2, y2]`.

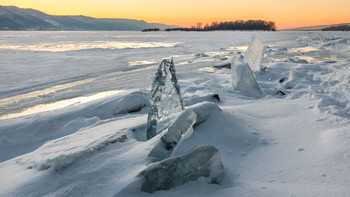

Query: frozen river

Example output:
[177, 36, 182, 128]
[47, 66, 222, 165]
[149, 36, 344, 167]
[0, 31, 349, 117]
[1, 30, 350, 197]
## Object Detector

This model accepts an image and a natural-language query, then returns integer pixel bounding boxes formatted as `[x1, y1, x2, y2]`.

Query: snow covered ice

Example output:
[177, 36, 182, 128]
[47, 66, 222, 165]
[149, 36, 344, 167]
[0, 90, 149, 162]
[148, 109, 196, 161]
[146, 58, 184, 139]
[141, 144, 224, 193]
[148, 102, 222, 161]
[17, 132, 127, 171]
[187, 101, 222, 127]
[1, 31, 350, 197]
[231, 57, 262, 97]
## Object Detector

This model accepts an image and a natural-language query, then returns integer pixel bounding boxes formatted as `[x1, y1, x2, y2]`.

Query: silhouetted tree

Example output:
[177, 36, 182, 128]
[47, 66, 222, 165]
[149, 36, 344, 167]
[164, 20, 276, 32]
[142, 28, 160, 32]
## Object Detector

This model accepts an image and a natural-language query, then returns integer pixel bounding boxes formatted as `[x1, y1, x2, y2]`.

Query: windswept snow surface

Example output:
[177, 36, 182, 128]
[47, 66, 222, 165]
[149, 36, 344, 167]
[1, 31, 350, 196]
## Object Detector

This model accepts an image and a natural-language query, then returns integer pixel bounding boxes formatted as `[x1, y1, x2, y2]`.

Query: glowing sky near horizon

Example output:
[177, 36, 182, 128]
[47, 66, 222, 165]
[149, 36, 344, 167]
[1, 0, 350, 29]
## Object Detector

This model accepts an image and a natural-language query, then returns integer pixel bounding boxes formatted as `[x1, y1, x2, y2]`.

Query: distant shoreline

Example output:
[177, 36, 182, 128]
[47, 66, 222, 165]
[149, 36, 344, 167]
[0, 5, 179, 31]
[143, 20, 276, 32]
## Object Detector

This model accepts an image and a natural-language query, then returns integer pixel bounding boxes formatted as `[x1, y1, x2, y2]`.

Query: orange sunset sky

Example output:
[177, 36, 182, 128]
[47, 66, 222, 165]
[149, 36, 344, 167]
[1, 0, 350, 29]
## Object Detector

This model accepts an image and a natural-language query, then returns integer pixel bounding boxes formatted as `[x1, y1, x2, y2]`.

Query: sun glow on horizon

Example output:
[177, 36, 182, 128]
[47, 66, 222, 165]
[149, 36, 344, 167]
[1, 0, 350, 29]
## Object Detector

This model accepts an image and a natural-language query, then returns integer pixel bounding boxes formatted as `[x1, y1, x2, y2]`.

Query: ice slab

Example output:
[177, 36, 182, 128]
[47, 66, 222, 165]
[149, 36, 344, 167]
[0, 90, 124, 120]
[231, 57, 262, 98]
[244, 36, 266, 71]
[187, 101, 222, 127]
[16, 132, 127, 171]
[146, 59, 184, 139]
[141, 144, 224, 193]
[0, 90, 149, 162]
[148, 109, 196, 161]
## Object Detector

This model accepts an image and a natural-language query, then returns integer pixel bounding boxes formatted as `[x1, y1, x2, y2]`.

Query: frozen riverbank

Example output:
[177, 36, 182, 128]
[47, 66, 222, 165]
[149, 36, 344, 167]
[1, 31, 350, 196]
[0, 31, 305, 116]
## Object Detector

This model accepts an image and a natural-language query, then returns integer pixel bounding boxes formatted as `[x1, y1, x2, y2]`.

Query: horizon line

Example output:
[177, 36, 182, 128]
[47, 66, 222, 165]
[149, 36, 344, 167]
[1, 5, 349, 30]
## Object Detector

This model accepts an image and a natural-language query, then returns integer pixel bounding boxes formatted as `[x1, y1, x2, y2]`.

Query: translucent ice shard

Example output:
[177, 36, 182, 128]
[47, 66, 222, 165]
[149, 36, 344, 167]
[244, 36, 266, 72]
[141, 144, 224, 193]
[146, 59, 184, 140]
[231, 57, 262, 98]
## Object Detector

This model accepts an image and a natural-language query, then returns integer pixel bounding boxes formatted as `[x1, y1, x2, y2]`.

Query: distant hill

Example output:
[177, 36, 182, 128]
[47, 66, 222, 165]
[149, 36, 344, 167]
[0, 6, 179, 31]
[280, 23, 350, 31]
[322, 25, 350, 31]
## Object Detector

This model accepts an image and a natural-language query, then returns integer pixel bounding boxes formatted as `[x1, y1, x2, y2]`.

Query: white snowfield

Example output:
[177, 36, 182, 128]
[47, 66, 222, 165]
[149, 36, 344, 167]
[0, 31, 350, 196]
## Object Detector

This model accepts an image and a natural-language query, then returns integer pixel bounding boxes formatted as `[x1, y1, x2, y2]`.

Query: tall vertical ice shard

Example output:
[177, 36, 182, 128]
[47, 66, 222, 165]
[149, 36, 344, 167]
[231, 57, 262, 98]
[244, 36, 266, 72]
[146, 59, 184, 140]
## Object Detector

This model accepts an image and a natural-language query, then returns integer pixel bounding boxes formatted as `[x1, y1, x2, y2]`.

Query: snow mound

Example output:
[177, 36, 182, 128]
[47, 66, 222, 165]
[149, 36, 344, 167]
[182, 80, 222, 106]
[146, 59, 184, 139]
[266, 47, 287, 55]
[187, 101, 222, 127]
[231, 57, 262, 98]
[141, 144, 224, 193]
[183, 91, 220, 106]
[195, 53, 209, 57]
[323, 37, 350, 50]
[259, 58, 350, 121]
[284, 57, 309, 64]
[213, 61, 231, 69]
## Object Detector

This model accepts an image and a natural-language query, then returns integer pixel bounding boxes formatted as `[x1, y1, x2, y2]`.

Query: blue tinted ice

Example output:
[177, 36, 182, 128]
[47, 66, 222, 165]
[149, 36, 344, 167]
[146, 59, 184, 139]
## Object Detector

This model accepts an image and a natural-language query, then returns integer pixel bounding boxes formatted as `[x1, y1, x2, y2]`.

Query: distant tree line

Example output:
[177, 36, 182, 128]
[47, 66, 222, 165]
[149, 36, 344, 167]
[142, 28, 160, 32]
[322, 25, 350, 31]
[163, 20, 276, 31]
